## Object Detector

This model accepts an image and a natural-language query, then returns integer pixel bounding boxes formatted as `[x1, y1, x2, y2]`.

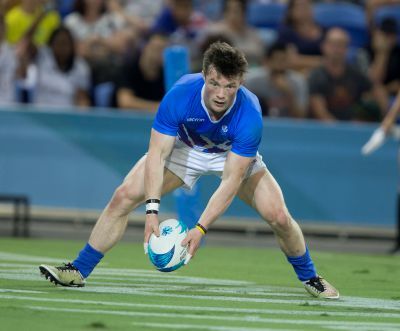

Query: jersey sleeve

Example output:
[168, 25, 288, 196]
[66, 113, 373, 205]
[152, 87, 182, 136]
[231, 106, 263, 158]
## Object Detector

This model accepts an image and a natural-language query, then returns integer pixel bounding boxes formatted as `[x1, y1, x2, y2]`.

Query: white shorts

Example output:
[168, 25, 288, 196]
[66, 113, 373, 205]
[165, 140, 267, 189]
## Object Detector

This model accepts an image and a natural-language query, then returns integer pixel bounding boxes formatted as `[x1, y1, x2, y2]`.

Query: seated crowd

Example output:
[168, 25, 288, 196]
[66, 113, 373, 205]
[0, 0, 399, 123]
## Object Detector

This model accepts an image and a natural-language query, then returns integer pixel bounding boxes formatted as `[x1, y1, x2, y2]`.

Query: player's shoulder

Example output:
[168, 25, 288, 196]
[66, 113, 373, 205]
[238, 85, 262, 116]
[174, 73, 204, 90]
[164, 73, 203, 100]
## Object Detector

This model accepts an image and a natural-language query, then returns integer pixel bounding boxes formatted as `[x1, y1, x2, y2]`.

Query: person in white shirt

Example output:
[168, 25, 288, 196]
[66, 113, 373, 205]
[0, 15, 17, 105]
[34, 26, 91, 107]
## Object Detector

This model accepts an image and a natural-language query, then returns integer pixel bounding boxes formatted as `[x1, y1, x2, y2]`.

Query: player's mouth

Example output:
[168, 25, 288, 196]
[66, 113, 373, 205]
[213, 100, 225, 108]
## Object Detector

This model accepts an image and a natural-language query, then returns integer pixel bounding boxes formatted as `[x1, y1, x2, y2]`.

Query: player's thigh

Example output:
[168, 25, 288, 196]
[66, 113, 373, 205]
[118, 155, 184, 203]
[238, 168, 287, 222]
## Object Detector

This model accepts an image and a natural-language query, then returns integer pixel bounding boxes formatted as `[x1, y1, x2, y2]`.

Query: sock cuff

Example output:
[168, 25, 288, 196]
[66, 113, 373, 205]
[84, 243, 104, 259]
[286, 246, 310, 265]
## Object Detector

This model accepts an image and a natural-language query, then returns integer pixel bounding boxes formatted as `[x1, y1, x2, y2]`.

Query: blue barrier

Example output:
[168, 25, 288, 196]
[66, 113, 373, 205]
[0, 107, 397, 228]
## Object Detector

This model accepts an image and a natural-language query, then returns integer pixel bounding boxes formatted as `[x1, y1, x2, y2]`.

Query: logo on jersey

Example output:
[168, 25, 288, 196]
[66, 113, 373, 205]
[178, 124, 232, 153]
[221, 125, 228, 134]
[187, 118, 205, 122]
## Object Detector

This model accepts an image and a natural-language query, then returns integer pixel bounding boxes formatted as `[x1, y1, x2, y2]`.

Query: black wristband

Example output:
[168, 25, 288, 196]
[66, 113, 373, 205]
[146, 198, 160, 204]
[146, 210, 158, 215]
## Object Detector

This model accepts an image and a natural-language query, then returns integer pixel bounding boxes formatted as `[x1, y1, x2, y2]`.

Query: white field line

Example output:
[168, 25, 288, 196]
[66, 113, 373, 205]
[132, 322, 302, 331]
[0, 263, 304, 296]
[0, 268, 303, 297]
[0, 270, 303, 297]
[0, 252, 62, 263]
[1, 294, 400, 319]
[1, 267, 399, 311]
[0, 289, 45, 294]
[66, 286, 400, 311]
[331, 327, 400, 331]
[0, 269, 280, 288]
[0, 259, 251, 286]
[2, 267, 399, 312]
[1, 254, 400, 312]
[25, 306, 400, 329]
[89, 283, 302, 297]
[131, 322, 398, 331]
[0, 253, 250, 285]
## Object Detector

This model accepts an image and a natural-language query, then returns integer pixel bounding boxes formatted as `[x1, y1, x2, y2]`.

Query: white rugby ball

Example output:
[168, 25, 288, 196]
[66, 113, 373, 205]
[148, 219, 188, 272]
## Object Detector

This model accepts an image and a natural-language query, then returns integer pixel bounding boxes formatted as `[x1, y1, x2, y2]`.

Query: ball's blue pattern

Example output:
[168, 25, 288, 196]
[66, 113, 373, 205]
[148, 245, 175, 269]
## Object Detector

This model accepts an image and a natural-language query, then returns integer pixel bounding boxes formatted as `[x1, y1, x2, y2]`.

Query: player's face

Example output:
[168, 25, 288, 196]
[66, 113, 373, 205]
[203, 67, 242, 118]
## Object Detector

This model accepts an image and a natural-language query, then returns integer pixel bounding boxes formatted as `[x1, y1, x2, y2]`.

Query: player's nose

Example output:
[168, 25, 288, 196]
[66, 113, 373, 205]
[216, 87, 225, 99]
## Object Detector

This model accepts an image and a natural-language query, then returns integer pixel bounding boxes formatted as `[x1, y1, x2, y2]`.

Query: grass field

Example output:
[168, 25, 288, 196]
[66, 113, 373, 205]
[0, 238, 399, 331]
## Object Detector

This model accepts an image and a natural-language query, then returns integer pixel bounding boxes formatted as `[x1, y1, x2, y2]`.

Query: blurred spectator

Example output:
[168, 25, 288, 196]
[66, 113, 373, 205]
[278, 0, 324, 72]
[201, 0, 264, 66]
[151, 0, 207, 62]
[5, 0, 60, 46]
[366, 0, 400, 26]
[368, 18, 400, 98]
[104, 0, 146, 45]
[0, 14, 17, 105]
[245, 41, 308, 118]
[151, 0, 207, 37]
[124, 0, 164, 30]
[313, 0, 366, 4]
[308, 28, 387, 122]
[0, 0, 20, 12]
[64, 0, 136, 86]
[0, 15, 17, 105]
[33, 26, 91, 107]
[116, 32, 169, 112]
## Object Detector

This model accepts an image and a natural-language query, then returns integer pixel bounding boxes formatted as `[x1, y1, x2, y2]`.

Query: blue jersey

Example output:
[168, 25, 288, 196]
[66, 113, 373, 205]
[153, 73, 263, 157]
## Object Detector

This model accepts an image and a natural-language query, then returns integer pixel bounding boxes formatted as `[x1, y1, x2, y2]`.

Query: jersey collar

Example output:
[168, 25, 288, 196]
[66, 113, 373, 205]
[200, 84, 237, 123]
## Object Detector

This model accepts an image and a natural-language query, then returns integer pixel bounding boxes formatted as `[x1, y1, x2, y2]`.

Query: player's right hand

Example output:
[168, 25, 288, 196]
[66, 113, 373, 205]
[144, 214, 160, 254]
[361, 127, 386, 156]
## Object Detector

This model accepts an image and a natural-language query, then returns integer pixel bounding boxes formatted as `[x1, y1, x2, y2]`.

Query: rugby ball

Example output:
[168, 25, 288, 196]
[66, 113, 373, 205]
[148, 219, 188, 272]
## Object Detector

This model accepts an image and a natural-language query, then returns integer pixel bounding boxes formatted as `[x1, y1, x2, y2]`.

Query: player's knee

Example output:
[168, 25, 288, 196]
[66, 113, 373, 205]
[110, 183, 142, 210]
[268, 208, 292, 232]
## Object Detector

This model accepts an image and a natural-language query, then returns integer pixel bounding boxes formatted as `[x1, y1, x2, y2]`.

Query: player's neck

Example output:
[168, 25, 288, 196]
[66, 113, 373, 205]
[208, 108, 226, 121]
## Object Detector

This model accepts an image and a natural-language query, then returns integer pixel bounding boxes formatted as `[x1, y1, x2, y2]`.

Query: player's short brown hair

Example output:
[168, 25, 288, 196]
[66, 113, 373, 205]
[203, 42, 248, 78]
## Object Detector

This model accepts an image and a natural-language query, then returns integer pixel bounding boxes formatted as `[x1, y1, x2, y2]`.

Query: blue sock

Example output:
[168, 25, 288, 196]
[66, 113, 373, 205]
[286, 246, 317, 282]
[72, 243, 104, 278]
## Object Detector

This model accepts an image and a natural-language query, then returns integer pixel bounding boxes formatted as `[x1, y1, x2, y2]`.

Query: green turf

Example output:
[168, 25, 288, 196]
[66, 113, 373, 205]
[0, 238, 399, 331]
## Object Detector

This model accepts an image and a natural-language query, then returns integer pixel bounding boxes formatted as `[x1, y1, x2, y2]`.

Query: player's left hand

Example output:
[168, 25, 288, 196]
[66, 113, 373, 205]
[181, 228, 203, 265]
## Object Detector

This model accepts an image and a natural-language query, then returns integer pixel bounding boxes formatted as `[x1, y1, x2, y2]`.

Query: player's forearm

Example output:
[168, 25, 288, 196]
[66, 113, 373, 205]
[197, 178, 242, 229]
[382, 90, 400, 131]
[144, 151, 165, 200]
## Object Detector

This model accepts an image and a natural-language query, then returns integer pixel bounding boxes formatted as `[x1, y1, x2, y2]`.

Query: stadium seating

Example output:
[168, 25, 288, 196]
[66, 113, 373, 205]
[56, 0, 75, 19]
[246, 2, 286, 29]
[194, 0, 223, 21]
[313, 2, 369, 48]
[374, 5, 400, 42]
